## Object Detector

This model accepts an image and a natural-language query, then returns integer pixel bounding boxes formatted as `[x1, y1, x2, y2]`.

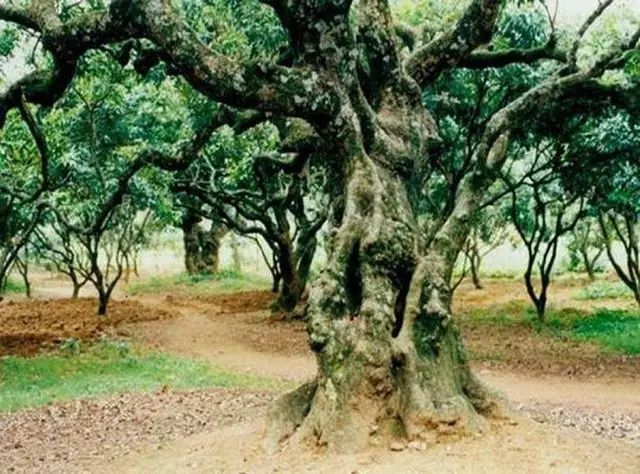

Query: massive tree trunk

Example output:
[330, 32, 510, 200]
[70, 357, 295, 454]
[182, 212, 204, 275]
[200, 224, 226, 274]
[266, 71, 501, 450]
[181, 210, 226, 275]
[5, 0, 614, 455]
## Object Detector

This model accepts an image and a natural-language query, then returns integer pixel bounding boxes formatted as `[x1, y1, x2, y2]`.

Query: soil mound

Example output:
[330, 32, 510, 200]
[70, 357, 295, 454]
[0, 298, 172, 356]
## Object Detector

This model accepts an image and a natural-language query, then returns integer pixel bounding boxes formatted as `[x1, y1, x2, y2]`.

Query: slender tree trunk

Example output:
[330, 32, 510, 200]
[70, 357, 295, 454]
[97, 290, 108, 316]
[72, 283, 81, 299]
[230, 235, 242, 272]
[15, 257, 31, 299]
[535, 297, 546, 322]
[470, 255, 482, 289]
[271, 273, 281, 293]
[580, 248, 596, 281]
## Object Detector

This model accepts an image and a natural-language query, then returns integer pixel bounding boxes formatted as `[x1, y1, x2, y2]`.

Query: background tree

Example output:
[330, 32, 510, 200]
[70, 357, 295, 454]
[179, 137, 329, 312]
[0, 97, 52, 299]
[557, 107, 640, 305]
[460, 205, 512, 289]
[567, 216, 606, 281]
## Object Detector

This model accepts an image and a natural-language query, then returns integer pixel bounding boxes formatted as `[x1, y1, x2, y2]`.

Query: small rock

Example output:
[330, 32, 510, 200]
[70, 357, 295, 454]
[389, 442, 405, 452]
[408, 440, 426, 451]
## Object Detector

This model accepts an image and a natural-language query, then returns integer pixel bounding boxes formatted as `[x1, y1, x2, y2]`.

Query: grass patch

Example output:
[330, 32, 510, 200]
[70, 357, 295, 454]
[570, 309, 640, 355]
[0, 339, 285, 413]
[576, 281, 633, 300]
[464, 302, 640, 356]
[126, 268, 270, 297]
[3, 278, 26, 295]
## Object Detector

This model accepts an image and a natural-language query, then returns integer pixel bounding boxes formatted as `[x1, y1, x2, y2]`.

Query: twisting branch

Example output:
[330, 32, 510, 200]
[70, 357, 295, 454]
[406, 0, 503, 87]
[460, 40, 565, 69]
[567, 0, 615, 68]
[91, 108, 266, 235]
[16, 94, 49, 194]
[0, 0, 340, 128]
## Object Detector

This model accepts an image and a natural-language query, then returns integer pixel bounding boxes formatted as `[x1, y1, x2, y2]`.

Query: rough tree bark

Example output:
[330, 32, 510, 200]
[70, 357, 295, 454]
[181, 210, 226, 275]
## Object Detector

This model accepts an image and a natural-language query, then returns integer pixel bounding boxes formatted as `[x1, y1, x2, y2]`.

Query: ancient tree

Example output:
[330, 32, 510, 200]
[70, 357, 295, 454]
[1, 0, 638, 449]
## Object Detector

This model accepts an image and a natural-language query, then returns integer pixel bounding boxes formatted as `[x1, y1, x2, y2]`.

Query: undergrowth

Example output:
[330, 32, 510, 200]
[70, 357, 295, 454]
[2, 278, 26, 295]
[463, 303, 640, 356]
[576, 281, 633, 300]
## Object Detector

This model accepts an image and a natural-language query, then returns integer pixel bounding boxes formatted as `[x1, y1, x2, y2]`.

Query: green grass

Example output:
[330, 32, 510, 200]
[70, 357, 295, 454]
[570, 310, 640, 355]
[126, 268, 270, 297]
[3, 277, 26, 294]
[463, 303, 640, 356]
[576, 281, 633, 300]
[0, 339, 285, 413]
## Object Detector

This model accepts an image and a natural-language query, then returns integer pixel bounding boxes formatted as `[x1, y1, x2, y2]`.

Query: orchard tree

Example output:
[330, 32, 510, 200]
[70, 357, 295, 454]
[179, 198, 228, 275]
[0, 95, 52, 299]
[503, 143, 585, 321]
[460, 206, 512, 289]
[1, 0, 639, 450]
[176, 118, 329, 312]
[567, 217, 606, 281]
[561, 111, 640, 305]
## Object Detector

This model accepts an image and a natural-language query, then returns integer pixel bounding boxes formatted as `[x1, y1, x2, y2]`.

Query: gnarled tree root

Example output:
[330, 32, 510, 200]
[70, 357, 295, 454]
[264, 371, 508, 454]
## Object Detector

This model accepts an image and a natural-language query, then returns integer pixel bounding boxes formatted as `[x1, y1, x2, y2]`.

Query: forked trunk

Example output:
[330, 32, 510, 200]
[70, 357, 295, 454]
[267, 132, 500, 451]
[274, 242, 304, 312]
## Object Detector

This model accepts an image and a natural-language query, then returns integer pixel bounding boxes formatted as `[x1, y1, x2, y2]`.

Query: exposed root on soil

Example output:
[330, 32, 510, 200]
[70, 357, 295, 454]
[264, 365, 507, 454]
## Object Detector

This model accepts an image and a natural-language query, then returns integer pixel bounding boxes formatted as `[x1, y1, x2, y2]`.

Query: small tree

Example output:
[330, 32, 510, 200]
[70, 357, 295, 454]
[461, 206, 512, 289]
[33, 218, 90, 299]
[599, 211, 640, 306]
[567, 217, 605, 281]
[504, 142, 584, 321]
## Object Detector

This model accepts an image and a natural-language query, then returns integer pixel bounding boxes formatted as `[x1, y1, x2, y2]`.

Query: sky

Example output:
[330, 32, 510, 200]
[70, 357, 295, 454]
[552, 0, 640, 23]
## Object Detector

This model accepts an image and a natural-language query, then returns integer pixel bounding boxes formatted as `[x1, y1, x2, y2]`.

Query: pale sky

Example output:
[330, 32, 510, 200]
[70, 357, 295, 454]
[552, 0, 640, 23]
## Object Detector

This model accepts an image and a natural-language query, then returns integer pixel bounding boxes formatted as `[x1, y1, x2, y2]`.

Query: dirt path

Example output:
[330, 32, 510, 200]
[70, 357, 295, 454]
[3, 284, 640, 472]
[128, 294, 640, 445]
[131, 294, 640, 406]
[102, 415, 640, 473]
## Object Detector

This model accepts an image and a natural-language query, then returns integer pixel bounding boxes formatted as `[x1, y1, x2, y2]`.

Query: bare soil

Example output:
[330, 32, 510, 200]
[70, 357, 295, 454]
[0, 298, 172, 357]
[103, 416, 640, 474]
[0, 388, 274, 473]
[1, 279, 640, 472]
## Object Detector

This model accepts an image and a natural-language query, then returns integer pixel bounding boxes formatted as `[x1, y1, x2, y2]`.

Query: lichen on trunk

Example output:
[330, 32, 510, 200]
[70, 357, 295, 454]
[266, 95, 502, 451]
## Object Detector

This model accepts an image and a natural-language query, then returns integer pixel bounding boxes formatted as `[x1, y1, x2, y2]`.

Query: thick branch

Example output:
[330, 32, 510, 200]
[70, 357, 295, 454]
[460, 41, 565, 69]
[406, 0, 502, 87]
